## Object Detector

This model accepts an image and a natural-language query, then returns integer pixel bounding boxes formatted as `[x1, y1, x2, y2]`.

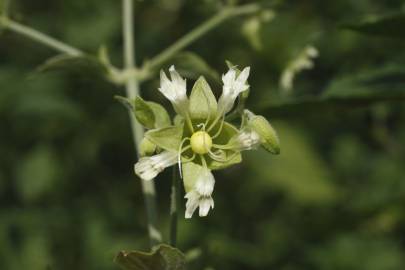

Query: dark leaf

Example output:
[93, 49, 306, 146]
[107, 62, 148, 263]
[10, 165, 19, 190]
[259, 66, 405, 118]
[37, 54, 108, 79]
[114, 244, 186, 270]
[342, 12, 405, 38]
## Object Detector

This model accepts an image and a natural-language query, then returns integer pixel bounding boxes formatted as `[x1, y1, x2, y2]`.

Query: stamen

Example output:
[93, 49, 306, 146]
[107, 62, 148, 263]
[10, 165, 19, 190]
[211, 117, 225, 139]
[212, 143, 234, 150]
[177, 137, 191, 178]
[208, 150, 227, 162]
[207, 113, 225, 133]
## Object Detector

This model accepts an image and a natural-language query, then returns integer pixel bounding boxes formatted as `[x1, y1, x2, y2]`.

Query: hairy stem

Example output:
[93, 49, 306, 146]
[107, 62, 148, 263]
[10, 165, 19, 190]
[122, 0, 161, 248]
[0, 17, 83, 56]
[144, 3, 260, 72]
[169, 167, 180, 247]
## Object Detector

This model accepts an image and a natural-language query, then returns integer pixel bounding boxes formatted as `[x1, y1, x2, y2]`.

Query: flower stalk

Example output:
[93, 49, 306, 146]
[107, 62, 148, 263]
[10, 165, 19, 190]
[122, 0, 161, 247]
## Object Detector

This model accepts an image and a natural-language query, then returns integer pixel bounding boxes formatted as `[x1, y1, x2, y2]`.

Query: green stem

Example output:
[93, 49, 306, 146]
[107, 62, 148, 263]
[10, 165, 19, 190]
[144, 3, 260, 72]
[122, 0, 161, 248]
[169, 167, 180, 247]
[0, 16, 83, 56]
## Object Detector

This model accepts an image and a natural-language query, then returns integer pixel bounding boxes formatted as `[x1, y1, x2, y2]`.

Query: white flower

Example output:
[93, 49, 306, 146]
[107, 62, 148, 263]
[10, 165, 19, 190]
[159, 65, 188, 115]
[234, 129, 261, 150]
[218, 66, 250, 114]
[184, 168, 215, 218]
[134, 151, 178, 181]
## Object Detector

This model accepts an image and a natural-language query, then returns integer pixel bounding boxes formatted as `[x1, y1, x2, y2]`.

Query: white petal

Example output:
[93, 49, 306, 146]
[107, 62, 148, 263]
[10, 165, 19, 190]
[218, 66, 251, 114]
[158, 67, 188, 115]
[222, 69, 236, 89]
[199, 197, 214, 217]
[184, 191, 199, 219]
[236, 67, 250, 85]
[134, 151, 177, 181]
[195, 169, 215, 196]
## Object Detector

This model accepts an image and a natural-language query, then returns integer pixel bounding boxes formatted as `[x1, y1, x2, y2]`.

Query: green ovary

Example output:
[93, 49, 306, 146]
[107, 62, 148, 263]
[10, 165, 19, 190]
[190, 131, 212, 154]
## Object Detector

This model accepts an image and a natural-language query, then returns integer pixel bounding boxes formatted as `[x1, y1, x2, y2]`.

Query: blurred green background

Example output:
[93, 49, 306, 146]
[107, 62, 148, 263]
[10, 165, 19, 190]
[2, 0, 405, 269]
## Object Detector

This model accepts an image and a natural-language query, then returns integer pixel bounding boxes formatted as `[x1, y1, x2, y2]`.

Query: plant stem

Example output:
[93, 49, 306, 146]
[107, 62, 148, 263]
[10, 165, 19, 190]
[144, 3, 260, 72]
[122, 0, 161, 248]
[169, 167, 180, 247]
[0, 16, 83, 56]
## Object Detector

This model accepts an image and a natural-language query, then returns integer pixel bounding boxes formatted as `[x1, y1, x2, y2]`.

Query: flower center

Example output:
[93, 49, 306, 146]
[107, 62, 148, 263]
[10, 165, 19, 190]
[190, 131, 212, 154]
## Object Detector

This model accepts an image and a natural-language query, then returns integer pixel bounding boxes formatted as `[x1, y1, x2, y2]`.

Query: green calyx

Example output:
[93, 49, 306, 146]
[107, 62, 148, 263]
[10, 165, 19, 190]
[245, 110, 280, 154]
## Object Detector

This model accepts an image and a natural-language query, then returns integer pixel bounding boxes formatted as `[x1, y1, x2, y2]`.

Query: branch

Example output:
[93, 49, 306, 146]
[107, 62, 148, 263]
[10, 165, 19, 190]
[0, 16, 83, 56]
[143, 3, 260, 73]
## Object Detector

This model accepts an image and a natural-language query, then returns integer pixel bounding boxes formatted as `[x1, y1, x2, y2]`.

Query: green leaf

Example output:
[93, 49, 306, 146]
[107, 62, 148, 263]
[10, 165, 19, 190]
[171, 52, 219, 82]
[134, 96, 156, 129]
[258, 65, 405, 118]
[145, 125, 183, 152]
[189, 76, 218, 121]
[342, 12, 405, 38]
[37, 54, 108, 79]
[114, 244, 186, 270]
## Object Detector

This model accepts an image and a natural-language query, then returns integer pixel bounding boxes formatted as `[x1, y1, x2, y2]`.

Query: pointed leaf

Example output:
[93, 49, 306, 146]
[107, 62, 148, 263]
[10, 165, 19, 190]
[342, 12, 405, 38]
[145, 125, 183, 152]
[189, 76, 217, 121]
[114, 244, 186, 270]
[38, 54, 108, 79]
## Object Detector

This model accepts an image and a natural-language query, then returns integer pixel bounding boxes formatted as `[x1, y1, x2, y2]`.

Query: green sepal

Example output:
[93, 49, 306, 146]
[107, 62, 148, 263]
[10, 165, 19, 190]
[134, 96, 156, 129]
[225, 60, 242, 76]
[116, 96, 171, 129]
[148, 101, 171, 128]
[209, 152, 242, 170]
[114, 244, 186, 270]
[134, 96, 171, 129]
[145, 124, 184, 152]
[173, 115, 184, 127]
[115, 96, 134, 112]
[139, 137, 157, 157]
[208, 122, 242, 170]
[189, 76, 218, 121]
[182, 162, 205, 193]
[246, 110, 280, 154]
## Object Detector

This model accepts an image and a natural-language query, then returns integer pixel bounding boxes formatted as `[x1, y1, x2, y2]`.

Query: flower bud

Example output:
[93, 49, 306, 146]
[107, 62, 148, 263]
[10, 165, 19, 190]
[245, 110, 280, 154]
[139, 137, 157, 157]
